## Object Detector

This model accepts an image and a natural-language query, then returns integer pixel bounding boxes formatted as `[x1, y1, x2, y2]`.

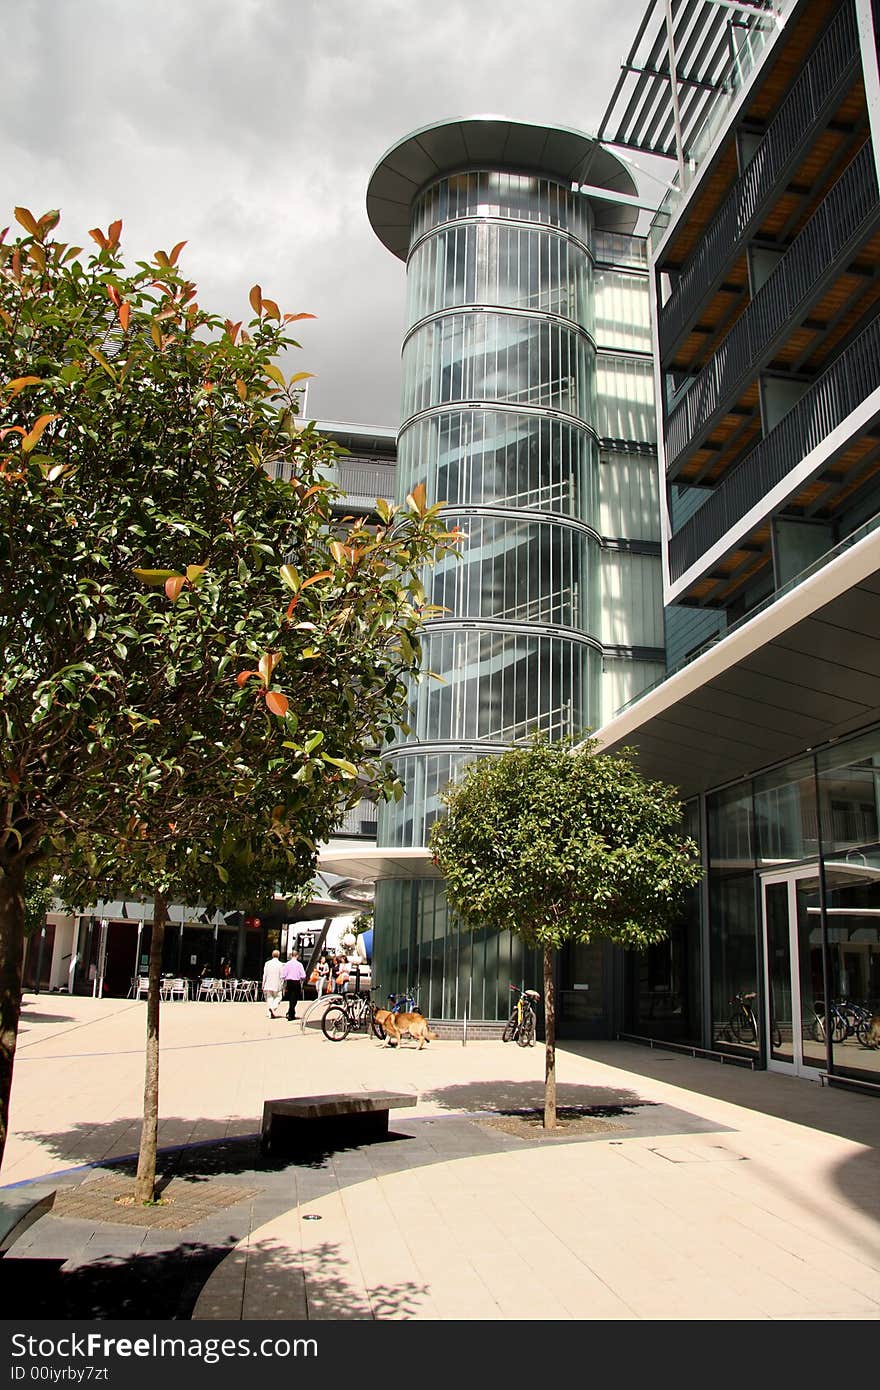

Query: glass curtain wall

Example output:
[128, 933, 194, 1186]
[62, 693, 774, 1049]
[398, 412, 599, 518]
[703, 724, 880, 1083]
[708, 781, 760, 1053]
[376, 167, 601, 1019]
[377, 879, 539, 1022]
[397, 629, 597, 748]
[623, 798, 703, 1043]
[817, 729, 880, 1083]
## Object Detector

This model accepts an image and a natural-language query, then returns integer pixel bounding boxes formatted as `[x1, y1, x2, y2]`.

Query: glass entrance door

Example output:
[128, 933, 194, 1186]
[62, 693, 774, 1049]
[761, 872, 826, 1076]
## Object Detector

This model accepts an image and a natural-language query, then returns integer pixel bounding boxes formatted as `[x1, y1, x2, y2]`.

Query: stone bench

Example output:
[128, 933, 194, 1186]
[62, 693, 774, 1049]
[260, 1091, 417, 1156]
[0, 1187, 55, 1255]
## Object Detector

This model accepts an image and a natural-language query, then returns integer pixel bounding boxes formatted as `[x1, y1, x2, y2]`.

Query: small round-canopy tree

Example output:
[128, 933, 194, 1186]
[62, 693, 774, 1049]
[430, 737, 702, 1128]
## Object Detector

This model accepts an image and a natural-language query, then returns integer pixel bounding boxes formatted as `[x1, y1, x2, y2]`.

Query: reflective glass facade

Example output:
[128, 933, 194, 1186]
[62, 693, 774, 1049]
[406, 221, 591, 324]
[623, 800, 703, 1044]
[380, 751, 488, 850]
[401, 629, 599, 746]
[430, 515, 600, 630]
[398, 411, 599, 521]
[700, 725, 880, 1085]
[370, 135, 660, 1024]
[410, 171, 593, 244]
[402, 313, 595, 420]
[376, 879, 542, 1021]
[392, 166, 603, 778]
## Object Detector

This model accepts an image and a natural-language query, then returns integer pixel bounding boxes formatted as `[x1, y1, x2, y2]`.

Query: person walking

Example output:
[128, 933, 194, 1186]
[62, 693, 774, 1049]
[282, 950, 306, 1021]
[262, 949, 284, 1020]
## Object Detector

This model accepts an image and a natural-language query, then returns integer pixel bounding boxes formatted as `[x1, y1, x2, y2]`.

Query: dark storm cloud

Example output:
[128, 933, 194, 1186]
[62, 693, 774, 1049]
[6, 0, 652, 424]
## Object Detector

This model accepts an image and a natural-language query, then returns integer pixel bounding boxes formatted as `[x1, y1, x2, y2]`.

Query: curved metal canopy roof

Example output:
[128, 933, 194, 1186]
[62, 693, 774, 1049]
[367, 116, 640, 260]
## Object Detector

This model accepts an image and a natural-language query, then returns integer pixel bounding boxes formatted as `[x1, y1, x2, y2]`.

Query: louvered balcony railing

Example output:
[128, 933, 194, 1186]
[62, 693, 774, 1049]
[669, 313, 880, 582]
[665, 140, 880, 471]
[658, 0, 859, 362]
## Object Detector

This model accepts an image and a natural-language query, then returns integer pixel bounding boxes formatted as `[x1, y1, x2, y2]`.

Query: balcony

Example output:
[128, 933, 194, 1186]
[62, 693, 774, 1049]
[334, 802, 378, 839]
[665, 141, 880, 474]
[325, 458, 397, 511]
[669, 312, 880, 583]
[658, 0, 859, 363]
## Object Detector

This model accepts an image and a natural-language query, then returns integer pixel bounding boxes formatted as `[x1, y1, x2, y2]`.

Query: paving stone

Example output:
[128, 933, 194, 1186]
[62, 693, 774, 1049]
[6, 996, 880, 1321]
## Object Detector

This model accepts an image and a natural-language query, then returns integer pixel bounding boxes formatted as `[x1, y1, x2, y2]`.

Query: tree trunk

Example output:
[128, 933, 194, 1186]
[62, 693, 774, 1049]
[0, 858, 27, 1173]
[543, 943, 556, 1129]
[134, 890, 166, 1203]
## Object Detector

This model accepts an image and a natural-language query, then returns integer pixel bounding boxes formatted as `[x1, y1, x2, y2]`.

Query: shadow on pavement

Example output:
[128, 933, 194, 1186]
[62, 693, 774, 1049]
[0, 1239, 237, 1319]
[1, 1233, 431, 1321]
[9, 1117, 258, 1178]
[203, 1238, 431, 1321]
[566, 1040, 880, 1149]
[831, 1145, 880, 1230]
[18, 1010, 77, 1027]
[420, 1077, 646, 1114]
[10, 1119, 416, 1185]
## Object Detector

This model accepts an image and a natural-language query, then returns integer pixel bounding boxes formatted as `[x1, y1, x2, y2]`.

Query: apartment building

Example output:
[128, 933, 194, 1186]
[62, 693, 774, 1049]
[598, 0, 880, 1090]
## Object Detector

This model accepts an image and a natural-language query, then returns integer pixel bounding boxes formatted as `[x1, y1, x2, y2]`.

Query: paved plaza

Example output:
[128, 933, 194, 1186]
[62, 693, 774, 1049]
[3, 993, 880, 1319]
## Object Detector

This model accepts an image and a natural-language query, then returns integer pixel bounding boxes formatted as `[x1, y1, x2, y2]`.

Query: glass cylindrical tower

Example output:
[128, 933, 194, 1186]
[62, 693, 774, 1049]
[366, 119, 641, 1021]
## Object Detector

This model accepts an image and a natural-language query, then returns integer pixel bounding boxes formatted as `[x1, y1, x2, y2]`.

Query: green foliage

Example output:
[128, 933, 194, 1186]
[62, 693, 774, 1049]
[0, 208, 459, 900]
[0, 204, 460, 1180]
[352, 909, 372, 937]
[23, 876, 54, 939]
[430, 737, 703, 952]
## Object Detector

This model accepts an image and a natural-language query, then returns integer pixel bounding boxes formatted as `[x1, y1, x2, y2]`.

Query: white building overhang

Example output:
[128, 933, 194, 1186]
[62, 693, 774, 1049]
[317, 844, 439, 882]
[284, 899, 358, 922]
[595, 527, 880, 798]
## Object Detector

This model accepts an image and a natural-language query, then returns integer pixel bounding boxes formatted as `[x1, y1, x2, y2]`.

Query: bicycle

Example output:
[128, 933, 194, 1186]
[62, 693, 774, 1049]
[727, 991, 757, 1044]
[727, 991, 781, 1048]
[321, 990, 386, 1042]
[836, 998, 873, 1041]
[502, 984, 539, 1047]
[387, 990, 420, 1014]
[858, 1011, 880, 1048]
[810, 1000, 847, 1044]
[298, 990, 343, 1033]
[812, 998, 871, 1044]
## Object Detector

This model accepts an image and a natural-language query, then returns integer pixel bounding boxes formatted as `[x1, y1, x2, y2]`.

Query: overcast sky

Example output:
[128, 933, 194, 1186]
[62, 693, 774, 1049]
[8, 0, 660, 428]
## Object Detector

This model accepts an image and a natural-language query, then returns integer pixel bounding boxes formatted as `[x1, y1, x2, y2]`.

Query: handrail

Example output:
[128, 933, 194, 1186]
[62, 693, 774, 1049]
[669, 312, 880, 581]
[658, 1, 858, 360]
[647, 4, 793, 254]
[665, 141, 879, 470]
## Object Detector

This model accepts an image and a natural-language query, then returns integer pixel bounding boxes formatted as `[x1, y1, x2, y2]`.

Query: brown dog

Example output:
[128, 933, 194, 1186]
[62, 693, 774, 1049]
[865, 1016, 880, 1049]
[373, 1008, 436, 1049]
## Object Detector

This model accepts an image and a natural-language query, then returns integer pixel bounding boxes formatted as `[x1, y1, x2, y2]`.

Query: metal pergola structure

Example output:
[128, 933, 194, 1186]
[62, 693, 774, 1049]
[598, 0, 781, 182]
